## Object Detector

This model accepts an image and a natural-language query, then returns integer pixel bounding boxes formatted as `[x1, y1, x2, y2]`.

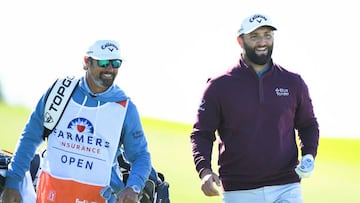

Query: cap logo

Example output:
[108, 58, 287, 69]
[101, 42, 119, 52]
[249, 14, 268, 24]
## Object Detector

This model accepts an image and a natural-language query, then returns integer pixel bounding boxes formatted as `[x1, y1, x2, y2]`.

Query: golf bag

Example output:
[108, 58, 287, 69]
[0, 152, 12, 194]
[0, 151, 42, 196]
[1, 151, 170, 203]
[118, 155, 170, 203]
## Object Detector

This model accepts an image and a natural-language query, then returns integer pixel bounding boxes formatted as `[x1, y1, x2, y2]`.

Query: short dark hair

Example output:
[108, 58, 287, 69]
[87, 57, 94, 65]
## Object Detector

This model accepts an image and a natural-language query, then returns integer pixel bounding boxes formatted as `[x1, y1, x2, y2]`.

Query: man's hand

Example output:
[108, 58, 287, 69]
[295, 154, 314, 178]
[200, 168, 221, 196]
[1, 188, 22, 203]
[116, 187, 139, 203]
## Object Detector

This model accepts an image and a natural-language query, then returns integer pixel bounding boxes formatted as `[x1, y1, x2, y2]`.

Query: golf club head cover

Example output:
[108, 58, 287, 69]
[295, 154, 314, 178]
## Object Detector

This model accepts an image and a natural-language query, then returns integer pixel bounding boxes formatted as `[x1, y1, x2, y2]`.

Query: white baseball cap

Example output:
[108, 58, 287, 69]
[237, 14, 277, 36]
[86, 40, 123, 60]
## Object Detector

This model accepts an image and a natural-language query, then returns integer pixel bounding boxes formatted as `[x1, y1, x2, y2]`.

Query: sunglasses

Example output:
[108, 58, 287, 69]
[97, 59, 122, 69]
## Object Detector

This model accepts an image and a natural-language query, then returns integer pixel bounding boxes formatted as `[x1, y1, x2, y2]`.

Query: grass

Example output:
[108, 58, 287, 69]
[1, 101, 359, 202]
[0, 101, 31, 150]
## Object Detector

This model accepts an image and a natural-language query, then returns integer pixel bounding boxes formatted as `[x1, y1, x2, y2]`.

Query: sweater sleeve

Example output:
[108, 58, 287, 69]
[190, 81, 219, 177]
[295, 76, 320, 158]
[190, 130, 216, 177]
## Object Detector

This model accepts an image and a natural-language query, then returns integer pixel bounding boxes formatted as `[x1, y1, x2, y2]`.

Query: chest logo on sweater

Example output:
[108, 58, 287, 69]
[275, 88, 289, 96]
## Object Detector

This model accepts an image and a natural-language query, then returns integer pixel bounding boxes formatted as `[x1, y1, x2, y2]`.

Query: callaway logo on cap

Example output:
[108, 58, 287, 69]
[237, 14, 277, 36]
[86, 40, 123, 60]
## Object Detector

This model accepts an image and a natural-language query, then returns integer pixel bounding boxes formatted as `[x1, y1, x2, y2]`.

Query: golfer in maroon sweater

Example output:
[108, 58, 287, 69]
[190, 13, 319, 203]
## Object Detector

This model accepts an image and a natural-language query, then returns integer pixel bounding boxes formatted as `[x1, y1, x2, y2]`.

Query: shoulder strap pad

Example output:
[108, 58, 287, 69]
[43, 76, 79, 140]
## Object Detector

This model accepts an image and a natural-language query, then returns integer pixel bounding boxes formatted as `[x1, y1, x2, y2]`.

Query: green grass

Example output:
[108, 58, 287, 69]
[1, 101, 360, 202]
[0, 101, 31, 151]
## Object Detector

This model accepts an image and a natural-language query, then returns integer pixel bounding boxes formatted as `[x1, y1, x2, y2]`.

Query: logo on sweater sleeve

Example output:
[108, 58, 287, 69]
[198, 99, 206, 111]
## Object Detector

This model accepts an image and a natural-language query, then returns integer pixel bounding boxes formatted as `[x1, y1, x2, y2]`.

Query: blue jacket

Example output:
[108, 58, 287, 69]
[191, 57, 319, 191]
[5, 76, 152, 194]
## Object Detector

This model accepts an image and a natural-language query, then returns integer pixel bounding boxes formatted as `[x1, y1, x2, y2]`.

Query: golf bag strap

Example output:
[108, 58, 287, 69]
[42, 76, 79, 140]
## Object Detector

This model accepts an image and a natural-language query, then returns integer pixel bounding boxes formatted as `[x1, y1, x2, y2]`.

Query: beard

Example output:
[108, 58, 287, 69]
[244, 42, 273, 65]
[88, 71, 115, 89]
[98, 72, 115, 88]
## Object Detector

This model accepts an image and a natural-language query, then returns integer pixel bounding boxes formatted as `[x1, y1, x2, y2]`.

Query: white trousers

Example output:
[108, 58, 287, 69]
[222, 183, 303, 203]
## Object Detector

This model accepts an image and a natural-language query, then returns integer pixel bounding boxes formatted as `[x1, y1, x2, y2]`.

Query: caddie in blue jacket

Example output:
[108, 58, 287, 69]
[2, 40, 152, 203]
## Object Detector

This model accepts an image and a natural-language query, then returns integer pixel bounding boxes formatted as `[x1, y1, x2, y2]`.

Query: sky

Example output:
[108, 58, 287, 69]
[0, 0, 359, 138]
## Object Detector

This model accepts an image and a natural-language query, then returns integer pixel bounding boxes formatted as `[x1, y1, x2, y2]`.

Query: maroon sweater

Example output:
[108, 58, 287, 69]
[190, 58, 319, 191]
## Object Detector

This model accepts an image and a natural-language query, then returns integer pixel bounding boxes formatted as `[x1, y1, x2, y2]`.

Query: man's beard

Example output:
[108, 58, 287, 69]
[90, 72, 115, 89]
[244, 43, 273, 65]
[99, 72, 115, 88]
